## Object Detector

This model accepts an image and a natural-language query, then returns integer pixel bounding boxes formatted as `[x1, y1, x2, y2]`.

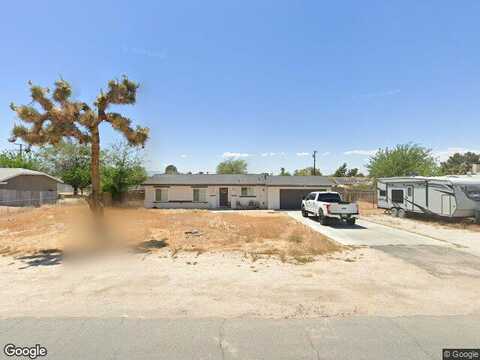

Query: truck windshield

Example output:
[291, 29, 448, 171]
[317, 193, 342, 202]
[464, 185, 480, 202]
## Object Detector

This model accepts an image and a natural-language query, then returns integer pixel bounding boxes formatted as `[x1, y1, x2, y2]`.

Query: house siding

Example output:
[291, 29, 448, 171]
[144, 182, 332, 209]
[0, 175, 58, 191]
[144, 185, 268, 209]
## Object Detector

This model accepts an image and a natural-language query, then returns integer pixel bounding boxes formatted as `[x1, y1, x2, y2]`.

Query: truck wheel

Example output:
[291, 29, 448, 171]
[346, 218, 356, 226]
[397, 209, 407, 218]
[301, 207, 308, 218]
[390, 208, 398, 217]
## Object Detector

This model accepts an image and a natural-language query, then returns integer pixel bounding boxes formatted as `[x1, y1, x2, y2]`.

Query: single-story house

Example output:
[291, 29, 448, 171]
[0, 168, 63, 206]
[143, 174, 334, 210]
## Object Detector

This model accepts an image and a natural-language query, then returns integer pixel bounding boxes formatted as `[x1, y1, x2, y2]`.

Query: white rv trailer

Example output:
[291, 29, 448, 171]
[377, 175, 480, 223]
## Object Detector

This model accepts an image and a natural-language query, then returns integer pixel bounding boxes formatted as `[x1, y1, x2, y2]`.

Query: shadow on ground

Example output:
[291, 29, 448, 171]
[133, 239, 168, 253]
[16, 249, 63, 269]
[304, 216, 367, 230]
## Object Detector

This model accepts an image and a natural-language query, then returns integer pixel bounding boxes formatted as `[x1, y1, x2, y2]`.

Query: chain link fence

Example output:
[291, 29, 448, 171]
[0, 189, 60, 217]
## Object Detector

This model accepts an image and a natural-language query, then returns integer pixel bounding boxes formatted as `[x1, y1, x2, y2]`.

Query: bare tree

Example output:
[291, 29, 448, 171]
[10, 77, 149, 216]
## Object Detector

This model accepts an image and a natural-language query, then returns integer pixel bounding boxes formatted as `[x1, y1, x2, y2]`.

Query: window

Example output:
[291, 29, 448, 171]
[193, 188, 207, 202]
[379, 190, 387, 197]
[317, 193, 341, 202]
[463, 185, 480, 202]
[407, 187, 412, 197]
[241, 187, 255, 197]
[308, 193, 316, 200]
[391, 189, 404, 203]
[155, 188, 168, 202]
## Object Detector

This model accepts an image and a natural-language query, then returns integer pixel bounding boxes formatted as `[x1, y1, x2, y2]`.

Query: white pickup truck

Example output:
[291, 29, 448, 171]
[301, 191, 359, 225]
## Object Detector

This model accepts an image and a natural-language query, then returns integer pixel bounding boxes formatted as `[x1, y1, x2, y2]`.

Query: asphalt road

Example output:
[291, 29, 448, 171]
[1, 316, 479, 359]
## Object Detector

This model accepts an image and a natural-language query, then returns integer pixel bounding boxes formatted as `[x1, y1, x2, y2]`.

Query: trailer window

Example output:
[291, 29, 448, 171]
[463, 185, 480, 202]
[379, 189, 386, 197]
[391, 189, 404, 203]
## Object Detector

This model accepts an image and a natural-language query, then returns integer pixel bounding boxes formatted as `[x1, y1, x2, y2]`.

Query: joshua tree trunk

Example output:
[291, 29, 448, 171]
[89, 126, 103, 217]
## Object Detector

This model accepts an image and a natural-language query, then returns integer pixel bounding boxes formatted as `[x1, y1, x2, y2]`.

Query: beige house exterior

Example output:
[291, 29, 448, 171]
[143, 174, 334, 210]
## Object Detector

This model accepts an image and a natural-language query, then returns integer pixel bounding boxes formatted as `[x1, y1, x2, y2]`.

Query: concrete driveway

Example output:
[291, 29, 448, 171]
[288, 211, 454, 248]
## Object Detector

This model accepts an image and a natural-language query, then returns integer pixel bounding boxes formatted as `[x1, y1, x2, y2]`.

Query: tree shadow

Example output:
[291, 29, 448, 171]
[133, 239, 168, 253]
[17, 249, 63, 269]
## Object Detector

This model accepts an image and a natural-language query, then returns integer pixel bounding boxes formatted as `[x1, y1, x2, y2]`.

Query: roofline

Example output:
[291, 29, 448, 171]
[143, 183, 266, 186]
[143, 183, 333, 187]
[0, 172, 63, 184]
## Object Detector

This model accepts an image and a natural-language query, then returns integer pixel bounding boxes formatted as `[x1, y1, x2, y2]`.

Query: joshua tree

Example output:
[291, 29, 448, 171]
[9, 77, 149, 215]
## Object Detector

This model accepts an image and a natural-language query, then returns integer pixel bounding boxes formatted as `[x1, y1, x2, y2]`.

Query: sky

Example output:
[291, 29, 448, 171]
[0, 0, 479, 175]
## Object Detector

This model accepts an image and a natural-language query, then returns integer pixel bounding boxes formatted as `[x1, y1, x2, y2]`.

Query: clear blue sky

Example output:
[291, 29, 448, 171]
[1, 0, 479, 174]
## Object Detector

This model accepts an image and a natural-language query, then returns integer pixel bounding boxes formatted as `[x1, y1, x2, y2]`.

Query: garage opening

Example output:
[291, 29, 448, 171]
[279, 189, 316, 209]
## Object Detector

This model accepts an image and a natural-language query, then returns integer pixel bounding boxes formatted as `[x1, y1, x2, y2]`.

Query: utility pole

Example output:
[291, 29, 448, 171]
[312, 150, 317, 176]
[8, 137, 31, 157]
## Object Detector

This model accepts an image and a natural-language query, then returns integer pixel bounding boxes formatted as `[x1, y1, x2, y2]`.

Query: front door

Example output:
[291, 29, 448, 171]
[406, 186, 414, 211]
[219, 187, 229, 207]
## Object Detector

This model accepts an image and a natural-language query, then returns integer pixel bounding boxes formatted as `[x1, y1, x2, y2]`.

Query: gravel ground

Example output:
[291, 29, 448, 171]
[1, 246, 480, 319]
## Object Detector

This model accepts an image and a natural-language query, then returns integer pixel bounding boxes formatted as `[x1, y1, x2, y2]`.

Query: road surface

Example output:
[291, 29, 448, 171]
[1, 316, 479, 359]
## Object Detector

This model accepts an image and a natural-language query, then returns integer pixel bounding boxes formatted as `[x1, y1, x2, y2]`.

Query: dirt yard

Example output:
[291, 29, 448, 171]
[0, 204, 341, 264]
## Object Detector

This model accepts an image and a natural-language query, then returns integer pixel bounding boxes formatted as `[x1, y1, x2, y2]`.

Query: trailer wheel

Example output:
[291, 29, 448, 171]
[397, 209, 407, 218]
[320, 215, 329, 226]
[390, 208, 398, 217]
[346, 218, 356, 226]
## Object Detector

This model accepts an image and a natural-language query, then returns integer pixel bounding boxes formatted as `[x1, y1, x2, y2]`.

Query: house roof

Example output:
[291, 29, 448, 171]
[143, 174, 268, 186]
[0, 168, 63, 184]
[143, 174, 334, 187]
[266, 176, 334, 187]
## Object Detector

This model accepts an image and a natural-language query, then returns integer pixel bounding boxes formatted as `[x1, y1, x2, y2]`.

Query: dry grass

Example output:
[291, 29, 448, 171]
[0, 205, 342, 263]
[357, 200, 385, 215]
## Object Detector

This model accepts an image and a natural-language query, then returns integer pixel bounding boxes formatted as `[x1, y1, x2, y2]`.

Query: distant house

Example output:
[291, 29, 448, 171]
[332, 177, 373, 188]
[143, 174, 334, 210]
[0, 168, 63, 206]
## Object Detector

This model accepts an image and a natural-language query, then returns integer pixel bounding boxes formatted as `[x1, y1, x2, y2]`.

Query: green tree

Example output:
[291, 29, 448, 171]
[279, 167, 291, 176]
[293, 167, 322, 176]
[216, 159, 248, 174]
[102, 142, 147, 202]
[440, 152, 480, 175]
[10, 77, 149, 215]
[333, 163, 348, 177]
[165, 164, 179, 175]
[0, 150, 41, 170]
[346, 168, 360, 177]
[367, 144, 438, 178]
[38, 141, 91, 195]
